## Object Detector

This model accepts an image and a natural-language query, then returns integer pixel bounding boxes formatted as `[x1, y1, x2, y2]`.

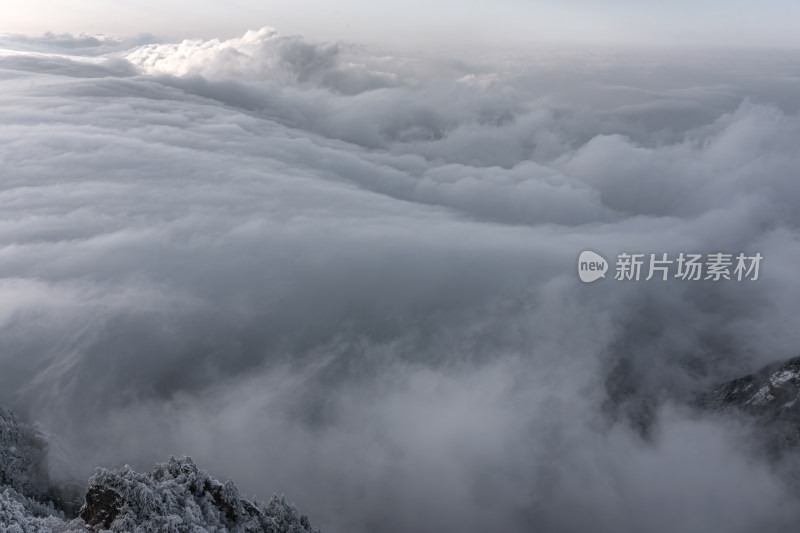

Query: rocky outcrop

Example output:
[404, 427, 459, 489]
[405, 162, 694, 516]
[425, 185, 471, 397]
[702, 355, 800, 460]
[705, 355, 800, 416]
[78, 456, 320, 533]
[0, 408, 320, 532]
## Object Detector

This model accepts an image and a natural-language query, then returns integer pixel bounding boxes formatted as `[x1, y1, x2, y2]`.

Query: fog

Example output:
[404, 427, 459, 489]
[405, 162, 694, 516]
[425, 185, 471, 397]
[2, 27, 800, 532]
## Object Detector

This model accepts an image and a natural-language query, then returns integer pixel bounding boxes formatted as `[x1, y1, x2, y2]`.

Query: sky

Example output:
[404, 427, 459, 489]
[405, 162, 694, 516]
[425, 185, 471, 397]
[2, 5, 800, 533]
[2, 0, 800, 49]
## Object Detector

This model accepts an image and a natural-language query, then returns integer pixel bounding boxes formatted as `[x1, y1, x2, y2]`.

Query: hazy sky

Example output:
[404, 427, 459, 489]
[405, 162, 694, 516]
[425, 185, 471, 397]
[3, 0, 800, 48]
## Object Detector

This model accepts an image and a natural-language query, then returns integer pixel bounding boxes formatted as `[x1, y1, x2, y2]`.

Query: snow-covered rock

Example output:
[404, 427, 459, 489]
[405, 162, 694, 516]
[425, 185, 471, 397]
[79, 456, 320, 533]
[0, 409, 83, 532]
[0, 409, 50, 504]
[0, 489, 85, 532]
[0, 408, 320, 532]
[702, 355, 800, 465]
[705, 355, 800, 418]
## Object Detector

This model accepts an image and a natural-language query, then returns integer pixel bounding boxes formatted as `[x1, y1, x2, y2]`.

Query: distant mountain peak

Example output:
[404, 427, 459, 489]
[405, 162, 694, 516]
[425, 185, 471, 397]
[706, 355, 800, 418]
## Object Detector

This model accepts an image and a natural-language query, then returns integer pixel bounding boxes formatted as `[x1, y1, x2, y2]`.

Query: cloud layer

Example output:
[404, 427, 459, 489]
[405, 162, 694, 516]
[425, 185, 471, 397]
[2, 27, 800, 533]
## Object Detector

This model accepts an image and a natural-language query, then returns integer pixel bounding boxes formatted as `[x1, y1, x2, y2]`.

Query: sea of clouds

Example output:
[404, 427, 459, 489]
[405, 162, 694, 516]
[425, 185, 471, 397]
[2, 27, 800, 533]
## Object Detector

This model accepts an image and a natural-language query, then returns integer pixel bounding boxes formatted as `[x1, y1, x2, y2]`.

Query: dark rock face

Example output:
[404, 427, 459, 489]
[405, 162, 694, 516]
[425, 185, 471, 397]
[79, 485, 122, 529]
[79, 456, 320, 533]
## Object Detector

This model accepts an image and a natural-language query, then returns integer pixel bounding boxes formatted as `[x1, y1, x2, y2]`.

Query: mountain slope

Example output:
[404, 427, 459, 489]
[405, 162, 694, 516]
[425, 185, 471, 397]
[79, 457, 319, 533]
[0, 409, 319, 533]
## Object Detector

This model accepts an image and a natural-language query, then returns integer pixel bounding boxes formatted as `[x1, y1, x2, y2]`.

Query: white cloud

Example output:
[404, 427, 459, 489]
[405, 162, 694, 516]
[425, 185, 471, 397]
[2, 27, 800, 533]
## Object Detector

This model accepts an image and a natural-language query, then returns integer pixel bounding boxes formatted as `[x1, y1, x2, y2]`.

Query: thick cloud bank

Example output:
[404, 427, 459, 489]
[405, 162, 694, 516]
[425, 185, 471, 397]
[2, 27, 800, 533]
